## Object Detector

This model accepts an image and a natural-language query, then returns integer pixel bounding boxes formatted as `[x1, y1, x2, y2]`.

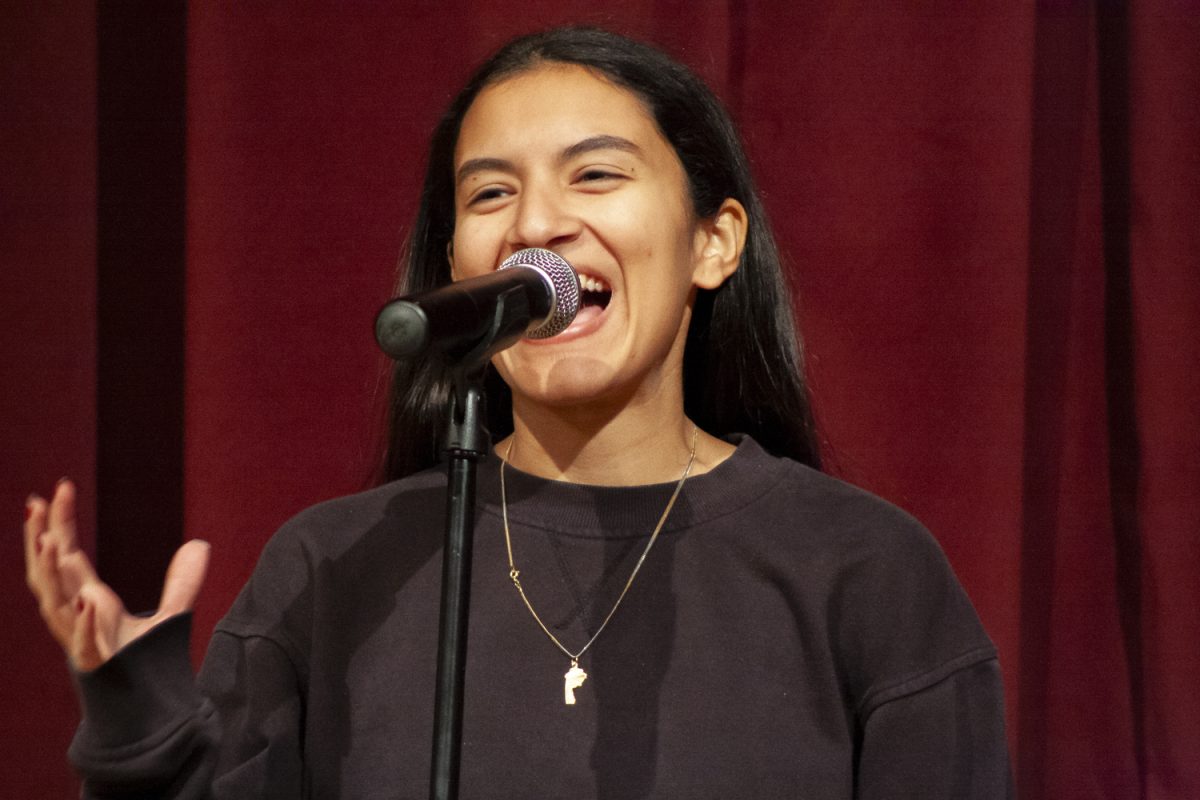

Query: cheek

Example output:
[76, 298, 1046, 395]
[626, 218, 701, 293]
[629, 186, 697, 258]
[450, 225, 495, 279]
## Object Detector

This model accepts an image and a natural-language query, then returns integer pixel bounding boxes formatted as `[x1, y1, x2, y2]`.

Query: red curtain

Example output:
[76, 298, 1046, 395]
[2, 3, 1197, 798]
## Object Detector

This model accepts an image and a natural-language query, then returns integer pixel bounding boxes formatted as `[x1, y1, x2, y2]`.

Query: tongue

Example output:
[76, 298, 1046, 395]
[565, 304, 602, 331]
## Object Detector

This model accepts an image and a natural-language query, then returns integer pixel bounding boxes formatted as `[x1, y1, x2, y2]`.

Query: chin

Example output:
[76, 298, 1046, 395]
[504, 355, 626, 411]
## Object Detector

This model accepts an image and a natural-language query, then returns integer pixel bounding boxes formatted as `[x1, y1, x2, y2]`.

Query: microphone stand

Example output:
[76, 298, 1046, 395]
[418, 286, 532, 800]
[429, 366, 486, 800]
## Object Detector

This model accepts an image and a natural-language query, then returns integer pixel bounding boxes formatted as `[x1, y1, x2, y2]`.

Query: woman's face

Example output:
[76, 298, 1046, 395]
[450, 63, 728, 416]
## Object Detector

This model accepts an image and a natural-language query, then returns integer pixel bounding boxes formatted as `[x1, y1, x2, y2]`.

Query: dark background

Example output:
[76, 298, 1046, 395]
[2, 2, 1197, 797]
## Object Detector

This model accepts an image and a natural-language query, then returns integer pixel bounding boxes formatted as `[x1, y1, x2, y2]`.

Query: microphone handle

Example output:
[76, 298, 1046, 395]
[375, 267, 551, 360]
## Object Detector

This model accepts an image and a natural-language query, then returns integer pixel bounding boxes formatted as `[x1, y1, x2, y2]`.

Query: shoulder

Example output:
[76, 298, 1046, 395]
[265, 467, 447, 559]
[216, 468, 447, 644]
[704, 439, 977, 634]
[720, 436, 943, 564]
[726, 437, 998, 707]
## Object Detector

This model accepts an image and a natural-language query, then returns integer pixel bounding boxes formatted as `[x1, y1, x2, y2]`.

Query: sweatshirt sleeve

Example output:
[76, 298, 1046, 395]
[66, 492, 337, 798]
[67, 612, 304, 799]
[855, 657, 1013, 799]
[813, 477, 1013, 797]
[68, 613, 218, 798]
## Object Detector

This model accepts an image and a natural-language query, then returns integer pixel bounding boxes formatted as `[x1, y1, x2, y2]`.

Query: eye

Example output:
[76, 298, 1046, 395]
[466, 185, 511, 206]
[574, 167, 627, 187]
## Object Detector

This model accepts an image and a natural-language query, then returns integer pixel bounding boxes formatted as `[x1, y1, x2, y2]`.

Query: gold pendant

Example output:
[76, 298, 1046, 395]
[564, 661, 588, 705]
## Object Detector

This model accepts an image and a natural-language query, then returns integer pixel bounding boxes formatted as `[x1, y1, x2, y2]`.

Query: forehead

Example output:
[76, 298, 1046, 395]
[454, 63, 670, 164]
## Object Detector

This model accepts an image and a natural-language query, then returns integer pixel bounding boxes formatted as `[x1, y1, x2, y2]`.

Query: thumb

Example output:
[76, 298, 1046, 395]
[157, 540, 211, 616]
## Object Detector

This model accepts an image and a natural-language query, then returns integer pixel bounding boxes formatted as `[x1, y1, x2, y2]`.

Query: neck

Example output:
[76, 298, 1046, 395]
[500, 397, 732, 486]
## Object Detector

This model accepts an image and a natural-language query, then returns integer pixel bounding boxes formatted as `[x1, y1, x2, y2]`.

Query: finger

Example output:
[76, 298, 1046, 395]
[34, 539, 73, 630]
[41, 542, 108, 652]
[157, 540, 211, 616]
[71, 597, 103, 672]
[47, 478, 80, 552]
[79, 582, 123, 663]
[55, 545, 99, 601]
[23, 494, 47, 586]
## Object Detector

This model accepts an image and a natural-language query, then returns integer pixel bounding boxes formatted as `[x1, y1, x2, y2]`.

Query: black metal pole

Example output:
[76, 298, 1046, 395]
[376, 285, 522, 799]
[429, 377, 487, 800]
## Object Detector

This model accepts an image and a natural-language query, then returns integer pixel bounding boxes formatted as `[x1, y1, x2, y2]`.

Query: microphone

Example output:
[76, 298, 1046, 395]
[374, 248, 580, 361]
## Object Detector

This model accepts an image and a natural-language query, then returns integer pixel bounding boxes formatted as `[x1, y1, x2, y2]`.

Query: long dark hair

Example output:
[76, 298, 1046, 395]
[377, 26, 821, 481]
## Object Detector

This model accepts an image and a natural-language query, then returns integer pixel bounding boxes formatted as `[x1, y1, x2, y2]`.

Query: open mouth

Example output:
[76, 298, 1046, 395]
[578, 273, 612, 312]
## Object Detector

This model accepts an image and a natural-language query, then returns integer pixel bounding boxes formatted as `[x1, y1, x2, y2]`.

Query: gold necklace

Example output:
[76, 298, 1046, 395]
[500, 427, 699, 705]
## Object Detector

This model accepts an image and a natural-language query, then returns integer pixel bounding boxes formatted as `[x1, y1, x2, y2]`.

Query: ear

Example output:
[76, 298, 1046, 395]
[691, 198, 747, 290]
[446, 240, 457, 279]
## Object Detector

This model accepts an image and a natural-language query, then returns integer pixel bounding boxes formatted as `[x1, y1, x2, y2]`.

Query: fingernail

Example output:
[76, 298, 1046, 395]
[57, 476, 70, 487]
[35, 533, 45, 553]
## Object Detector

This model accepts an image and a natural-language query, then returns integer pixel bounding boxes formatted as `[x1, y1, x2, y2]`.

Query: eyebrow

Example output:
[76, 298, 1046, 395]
[561, 134, 642, 161]
[455, 134, 643, 187]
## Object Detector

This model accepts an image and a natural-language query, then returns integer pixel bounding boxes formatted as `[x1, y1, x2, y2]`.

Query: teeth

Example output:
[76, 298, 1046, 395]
[578, 274, 610, 293]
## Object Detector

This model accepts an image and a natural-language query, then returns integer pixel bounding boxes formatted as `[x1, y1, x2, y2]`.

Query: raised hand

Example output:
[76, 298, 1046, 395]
[24, 479, 210, 671]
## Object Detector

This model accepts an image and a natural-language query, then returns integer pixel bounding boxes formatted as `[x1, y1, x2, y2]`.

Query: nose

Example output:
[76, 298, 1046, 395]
[506, 181, 581, 251]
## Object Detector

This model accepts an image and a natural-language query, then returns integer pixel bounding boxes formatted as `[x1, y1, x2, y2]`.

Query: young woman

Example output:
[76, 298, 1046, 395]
[25, 27, 1010, 798]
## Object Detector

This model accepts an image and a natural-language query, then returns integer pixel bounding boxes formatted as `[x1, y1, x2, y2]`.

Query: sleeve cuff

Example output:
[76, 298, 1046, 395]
[72, 612, 201, 750]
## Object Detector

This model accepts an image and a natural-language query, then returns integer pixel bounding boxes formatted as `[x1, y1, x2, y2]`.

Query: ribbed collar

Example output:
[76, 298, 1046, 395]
[475, 434, 789, 539]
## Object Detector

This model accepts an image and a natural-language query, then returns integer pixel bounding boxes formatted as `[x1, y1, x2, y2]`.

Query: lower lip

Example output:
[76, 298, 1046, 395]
[527, 302, 607, 345]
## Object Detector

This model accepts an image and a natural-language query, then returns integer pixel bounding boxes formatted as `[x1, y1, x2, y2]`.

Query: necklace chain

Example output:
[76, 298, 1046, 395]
[500, 427, 699, 669]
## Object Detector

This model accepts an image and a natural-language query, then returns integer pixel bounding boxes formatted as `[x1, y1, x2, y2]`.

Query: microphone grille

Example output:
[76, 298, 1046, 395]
[498, 248, 580, 339]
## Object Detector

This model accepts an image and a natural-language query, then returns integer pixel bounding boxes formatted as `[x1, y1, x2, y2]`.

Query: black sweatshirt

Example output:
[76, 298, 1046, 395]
[70, 436, 1012, 798]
